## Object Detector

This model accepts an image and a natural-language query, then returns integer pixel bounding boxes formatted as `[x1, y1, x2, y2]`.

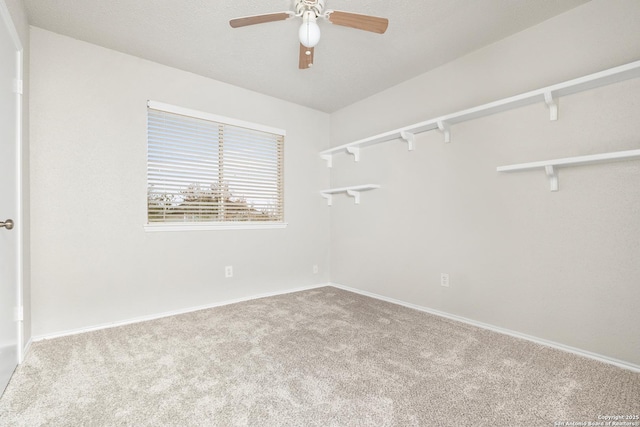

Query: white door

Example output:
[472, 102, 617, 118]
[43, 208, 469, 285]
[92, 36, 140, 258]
[0, 2, 22, 394]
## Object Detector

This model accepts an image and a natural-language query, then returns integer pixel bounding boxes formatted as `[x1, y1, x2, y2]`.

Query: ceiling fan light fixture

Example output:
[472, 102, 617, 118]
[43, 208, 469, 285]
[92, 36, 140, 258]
[299, 12, 320, 48]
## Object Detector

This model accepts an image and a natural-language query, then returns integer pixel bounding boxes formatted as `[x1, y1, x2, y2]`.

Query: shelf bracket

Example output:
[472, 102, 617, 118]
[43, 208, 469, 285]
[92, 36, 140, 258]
[346, 189, 362, 204]
[321, 193, 333, 206]
[399, 131, 415, 151]
[544, 165, 559, 192]
[544, 91, 558, 121]
[346, 146, 361, 162]
[437, 121, 451, 143]
[320, 154, 333, 168]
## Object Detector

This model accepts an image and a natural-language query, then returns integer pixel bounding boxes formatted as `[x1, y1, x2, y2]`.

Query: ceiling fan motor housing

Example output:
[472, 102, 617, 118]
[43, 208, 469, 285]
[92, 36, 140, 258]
[296, 0, 325, 18]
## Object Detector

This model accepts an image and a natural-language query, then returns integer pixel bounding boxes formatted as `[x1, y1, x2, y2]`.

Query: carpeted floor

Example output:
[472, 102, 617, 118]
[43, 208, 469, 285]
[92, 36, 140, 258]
[0, 287, 638, 426]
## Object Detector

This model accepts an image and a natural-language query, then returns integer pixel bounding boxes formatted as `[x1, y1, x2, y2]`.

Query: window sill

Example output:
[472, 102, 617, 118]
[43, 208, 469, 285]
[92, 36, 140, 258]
[144, 222, 288, 232]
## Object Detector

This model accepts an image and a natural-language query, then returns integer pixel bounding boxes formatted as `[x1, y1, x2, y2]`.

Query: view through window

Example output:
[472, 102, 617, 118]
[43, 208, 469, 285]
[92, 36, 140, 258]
[147, 102, 285, 226]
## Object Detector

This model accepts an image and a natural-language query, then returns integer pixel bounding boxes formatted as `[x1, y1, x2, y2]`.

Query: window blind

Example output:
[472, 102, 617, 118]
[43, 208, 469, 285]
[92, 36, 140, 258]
[147, 102, 284, 225]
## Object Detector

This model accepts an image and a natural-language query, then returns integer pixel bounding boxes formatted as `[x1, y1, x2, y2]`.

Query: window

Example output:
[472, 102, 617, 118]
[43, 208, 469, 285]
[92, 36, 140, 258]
[146, 101, 285, 230]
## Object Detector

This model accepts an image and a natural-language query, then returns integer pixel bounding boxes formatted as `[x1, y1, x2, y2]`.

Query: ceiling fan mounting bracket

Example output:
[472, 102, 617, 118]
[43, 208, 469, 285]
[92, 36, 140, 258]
[295, 0, 326, 18]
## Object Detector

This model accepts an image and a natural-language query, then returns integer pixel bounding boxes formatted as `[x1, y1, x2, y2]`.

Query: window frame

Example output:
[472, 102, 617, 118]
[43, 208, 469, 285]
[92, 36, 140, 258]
[144, 101, 287, 232]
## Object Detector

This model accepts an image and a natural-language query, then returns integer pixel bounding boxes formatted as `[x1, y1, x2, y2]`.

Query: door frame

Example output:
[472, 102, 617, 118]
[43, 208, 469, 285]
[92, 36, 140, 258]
[0, 0, 25, 364]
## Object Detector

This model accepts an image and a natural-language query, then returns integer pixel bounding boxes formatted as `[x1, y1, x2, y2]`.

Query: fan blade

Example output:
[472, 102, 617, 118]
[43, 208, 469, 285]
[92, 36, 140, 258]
[299, 44, 314, 69]
[327, 10, 388, 34]
[230, 12, 291, 28]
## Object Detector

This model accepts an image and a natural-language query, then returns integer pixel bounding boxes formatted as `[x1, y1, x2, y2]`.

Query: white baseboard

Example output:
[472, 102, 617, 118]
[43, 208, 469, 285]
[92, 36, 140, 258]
[329, 282, 640, 373]
[31, 283, 329, 343]
[29, 281, 639, 373]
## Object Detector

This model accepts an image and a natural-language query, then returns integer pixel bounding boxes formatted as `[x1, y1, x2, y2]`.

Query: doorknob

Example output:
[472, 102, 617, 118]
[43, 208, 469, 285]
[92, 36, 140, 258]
[0, 219, 14, 230]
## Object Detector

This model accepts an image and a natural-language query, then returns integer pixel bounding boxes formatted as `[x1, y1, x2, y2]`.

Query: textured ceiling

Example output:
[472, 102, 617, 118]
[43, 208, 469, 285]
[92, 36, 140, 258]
[23, 0, 589, 112]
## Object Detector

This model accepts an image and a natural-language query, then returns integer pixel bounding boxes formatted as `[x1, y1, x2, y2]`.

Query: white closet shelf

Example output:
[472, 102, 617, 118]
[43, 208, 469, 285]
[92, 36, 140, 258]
[497, 149, 640, 191]
[320, 184, 380, 206]
[320, 60, 640, 167]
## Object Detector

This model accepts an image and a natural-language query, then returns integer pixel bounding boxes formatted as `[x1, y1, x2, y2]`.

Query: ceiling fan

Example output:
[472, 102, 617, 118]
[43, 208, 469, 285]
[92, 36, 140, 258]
[230, 0, 389, 69]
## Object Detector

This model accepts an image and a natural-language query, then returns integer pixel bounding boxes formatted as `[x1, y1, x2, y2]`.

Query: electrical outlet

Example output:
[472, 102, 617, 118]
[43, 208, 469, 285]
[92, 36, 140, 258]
[225, 266, 233, 278]
[440, 273, 450, 287]
[313, 265, 319, 274]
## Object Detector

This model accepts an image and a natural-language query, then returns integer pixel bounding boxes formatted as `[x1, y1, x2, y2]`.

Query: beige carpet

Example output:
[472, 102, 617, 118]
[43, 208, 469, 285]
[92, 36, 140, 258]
[0, 287, 638, 426]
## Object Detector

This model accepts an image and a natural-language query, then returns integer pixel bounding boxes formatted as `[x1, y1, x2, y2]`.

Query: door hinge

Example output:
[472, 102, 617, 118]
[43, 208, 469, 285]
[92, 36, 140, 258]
[13, 79, 23, 95]
[14, 306, 24, 322]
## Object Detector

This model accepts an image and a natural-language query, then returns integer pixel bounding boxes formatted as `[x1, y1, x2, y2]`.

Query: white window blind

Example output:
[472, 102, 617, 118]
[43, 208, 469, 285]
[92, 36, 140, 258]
[147, 101, 285, 227]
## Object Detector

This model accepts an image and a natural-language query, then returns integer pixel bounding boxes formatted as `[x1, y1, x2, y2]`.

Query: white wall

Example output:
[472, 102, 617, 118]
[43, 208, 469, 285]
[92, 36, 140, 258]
[28, 0, 640, 366]
[328, 0, 640, 365]
[29, 27, 330, 337]
[3, 0, 30, 349]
